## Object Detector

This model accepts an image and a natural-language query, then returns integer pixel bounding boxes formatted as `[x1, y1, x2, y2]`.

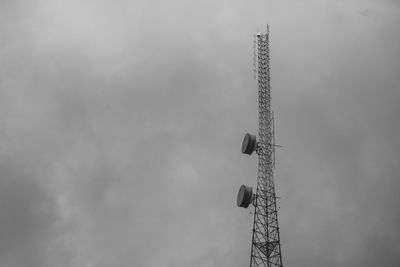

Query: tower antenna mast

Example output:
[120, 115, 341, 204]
[237, 26, 283, 267]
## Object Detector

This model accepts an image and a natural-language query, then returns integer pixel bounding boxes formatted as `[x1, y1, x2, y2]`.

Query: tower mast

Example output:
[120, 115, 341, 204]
[237, 26, 283, 267]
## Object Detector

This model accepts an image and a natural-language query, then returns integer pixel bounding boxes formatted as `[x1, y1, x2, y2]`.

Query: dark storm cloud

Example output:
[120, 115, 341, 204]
[0, 0, 399, 266]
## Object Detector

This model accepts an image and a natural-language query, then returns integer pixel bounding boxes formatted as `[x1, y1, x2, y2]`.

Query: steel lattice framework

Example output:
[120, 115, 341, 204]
[250, 27, 283, 267]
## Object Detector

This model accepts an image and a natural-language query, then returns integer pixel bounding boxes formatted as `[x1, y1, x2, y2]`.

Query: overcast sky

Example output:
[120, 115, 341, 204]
[0, 0, 399, 266]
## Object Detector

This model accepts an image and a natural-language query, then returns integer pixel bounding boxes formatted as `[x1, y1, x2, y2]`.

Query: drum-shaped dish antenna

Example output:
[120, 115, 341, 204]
[242, 133, 257, 155]
[237, 185, 253, 208]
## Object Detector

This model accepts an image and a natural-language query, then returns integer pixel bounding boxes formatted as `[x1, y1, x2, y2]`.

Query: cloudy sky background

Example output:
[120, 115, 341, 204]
[1, 0, 399, 266]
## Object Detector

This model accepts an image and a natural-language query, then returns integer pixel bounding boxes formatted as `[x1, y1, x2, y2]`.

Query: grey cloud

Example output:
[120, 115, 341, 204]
[0, 0, 399, 266]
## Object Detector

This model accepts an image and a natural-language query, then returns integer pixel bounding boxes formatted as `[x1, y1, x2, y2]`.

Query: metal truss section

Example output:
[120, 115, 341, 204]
[250, 27, 283, 267]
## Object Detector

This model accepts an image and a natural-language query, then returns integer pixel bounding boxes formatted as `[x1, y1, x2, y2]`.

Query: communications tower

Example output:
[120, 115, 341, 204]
[236, 26, 283, 267]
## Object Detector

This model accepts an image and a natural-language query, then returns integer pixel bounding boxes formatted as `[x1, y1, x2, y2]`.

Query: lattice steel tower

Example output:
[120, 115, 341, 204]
[236, 26, 283, 267]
